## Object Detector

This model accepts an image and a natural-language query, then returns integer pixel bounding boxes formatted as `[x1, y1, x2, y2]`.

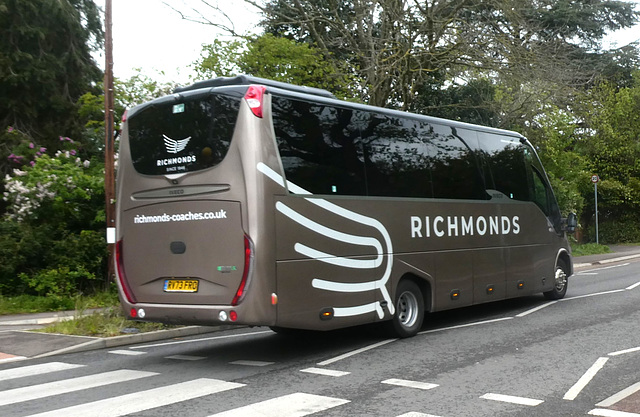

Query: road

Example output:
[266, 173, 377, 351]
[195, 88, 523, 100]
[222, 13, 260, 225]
[1, 259, 639, 417]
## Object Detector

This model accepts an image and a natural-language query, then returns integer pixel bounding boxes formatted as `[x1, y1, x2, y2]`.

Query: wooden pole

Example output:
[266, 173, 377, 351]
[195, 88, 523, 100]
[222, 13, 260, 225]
[104, 0, 116, 284]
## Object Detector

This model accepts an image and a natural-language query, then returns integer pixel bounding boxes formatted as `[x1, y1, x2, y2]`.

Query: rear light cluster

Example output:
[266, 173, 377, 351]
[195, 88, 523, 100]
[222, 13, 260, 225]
[115, 240, 137, 304]
[218, 310, 238, 322]
[232, 235, 254, 306]
[244, 85, 266, 118]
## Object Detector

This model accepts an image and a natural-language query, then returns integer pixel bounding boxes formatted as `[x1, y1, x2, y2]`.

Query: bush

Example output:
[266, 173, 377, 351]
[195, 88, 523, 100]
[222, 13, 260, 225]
[585, 215, 640, 244]
[1, 137, 107, 297]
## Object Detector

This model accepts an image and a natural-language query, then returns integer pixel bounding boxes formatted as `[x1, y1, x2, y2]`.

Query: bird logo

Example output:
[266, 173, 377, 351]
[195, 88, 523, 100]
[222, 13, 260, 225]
[163, 134, 191, 154]
[257, 162, 395, 320]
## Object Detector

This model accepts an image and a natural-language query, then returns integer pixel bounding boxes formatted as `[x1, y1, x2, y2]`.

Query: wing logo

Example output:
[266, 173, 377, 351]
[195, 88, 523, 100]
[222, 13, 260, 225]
[163, 134, 191, 154]
[257, 162, 395, 320]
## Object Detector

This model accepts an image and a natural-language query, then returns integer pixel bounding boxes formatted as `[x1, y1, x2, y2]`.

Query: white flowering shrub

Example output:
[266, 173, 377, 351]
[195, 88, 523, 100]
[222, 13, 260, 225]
[1, 136, 107, 297]
[4, 153, 96, 222]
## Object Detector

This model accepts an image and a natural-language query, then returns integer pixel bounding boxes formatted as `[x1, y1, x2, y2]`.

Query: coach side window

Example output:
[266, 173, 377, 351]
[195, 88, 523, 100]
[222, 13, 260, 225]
[272, 96, 366, 195]
[359, 113, 432, 198]
[476, 132, 529, 201]
[524, 148, 562, 231]
[530, 166, 550, 215]
[425, 124, 487, 200]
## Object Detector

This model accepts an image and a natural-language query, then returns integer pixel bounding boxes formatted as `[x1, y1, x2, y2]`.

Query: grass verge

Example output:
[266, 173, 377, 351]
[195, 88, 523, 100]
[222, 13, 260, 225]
[571, 242, 611, 257]
[35, 307, 177, 337]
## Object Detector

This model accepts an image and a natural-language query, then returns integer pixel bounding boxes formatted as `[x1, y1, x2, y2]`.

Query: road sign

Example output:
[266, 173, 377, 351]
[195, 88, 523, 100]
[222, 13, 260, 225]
[591, 175, 599, 183]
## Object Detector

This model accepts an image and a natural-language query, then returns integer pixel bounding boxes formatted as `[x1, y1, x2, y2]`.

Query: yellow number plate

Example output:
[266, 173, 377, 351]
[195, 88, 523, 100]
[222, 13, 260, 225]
[163, 279, 199, 293]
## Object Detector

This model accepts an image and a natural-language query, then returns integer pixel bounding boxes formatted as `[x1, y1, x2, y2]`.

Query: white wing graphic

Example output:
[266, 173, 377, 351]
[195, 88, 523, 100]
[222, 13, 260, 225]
[257, 162, 394, 320]
[163, 135, 191, 154]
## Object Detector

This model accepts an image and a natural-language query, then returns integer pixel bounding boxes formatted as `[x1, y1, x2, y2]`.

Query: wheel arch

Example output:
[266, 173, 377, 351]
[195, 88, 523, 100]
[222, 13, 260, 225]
[556, 249, 573, 277]
[396, 273, 433, 314]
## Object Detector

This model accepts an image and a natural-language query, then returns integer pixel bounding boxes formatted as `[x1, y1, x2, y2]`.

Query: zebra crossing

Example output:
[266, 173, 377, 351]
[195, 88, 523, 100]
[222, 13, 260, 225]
[1, 358, 614, 416]
[0, 360, 351, 417]
[0, 359, 456, 417]
[26, 378, 245, 417]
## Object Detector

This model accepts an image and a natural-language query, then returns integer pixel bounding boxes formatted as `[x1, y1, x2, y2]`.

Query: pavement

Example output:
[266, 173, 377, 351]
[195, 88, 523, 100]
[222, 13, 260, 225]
[572, 244, 640, 268]
[2, 245, 640, 363]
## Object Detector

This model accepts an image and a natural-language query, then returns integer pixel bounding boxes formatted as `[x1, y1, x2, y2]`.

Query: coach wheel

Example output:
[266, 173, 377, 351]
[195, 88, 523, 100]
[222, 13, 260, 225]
[388, 280, 424, 338]
[543, 259, 568, 300]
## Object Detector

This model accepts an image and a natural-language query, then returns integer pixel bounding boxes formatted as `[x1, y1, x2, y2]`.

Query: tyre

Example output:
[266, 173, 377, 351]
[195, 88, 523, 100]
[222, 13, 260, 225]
[543, 259, 568, 300]
[387, 280, 424, 338]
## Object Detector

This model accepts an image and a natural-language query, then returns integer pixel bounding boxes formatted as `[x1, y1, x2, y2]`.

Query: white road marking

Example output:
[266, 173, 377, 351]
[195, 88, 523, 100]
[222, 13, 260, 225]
[561, 289, 626, 301]
[480, 393, 543, 406]
[609, 346, 640, 356]
[626, 281, 640, 290]
[589, 409, 640, 417]
[25, 378, 245, 417]
[231, 360, 274, 367]
[300, 367, 350, 377]
[208, 392, 350, 416]
[563, 357, 609, 400]
[516, 301, 558, 317]
[0, 362, 84, 381]
[0, 369, 157, 407]
[596, 381, 640, 407]
[130, 330, 272, 349]
[382, 379, 439, 391]
[577, 273, 599, 275]
[396, 413, 442, 417]
[579, 263, 630, 274]
[108, 349, 146, 356]
[420, 317, 514, 334]
[317, 339, 397, 366]
[165, 355, 206, 361]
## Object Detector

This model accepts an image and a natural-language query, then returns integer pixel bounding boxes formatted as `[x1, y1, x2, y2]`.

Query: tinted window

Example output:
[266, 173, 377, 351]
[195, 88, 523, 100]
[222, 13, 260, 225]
[426, 124, 486, 200]
[273, 97, 485, 200]
[272, 96, 366, 195]
[128, 94, 240, 175]
[477, 133, 529, 201]
[526, 148, 562, 230]
[360, 114, 432, 198]
[530, 166, 549, 214]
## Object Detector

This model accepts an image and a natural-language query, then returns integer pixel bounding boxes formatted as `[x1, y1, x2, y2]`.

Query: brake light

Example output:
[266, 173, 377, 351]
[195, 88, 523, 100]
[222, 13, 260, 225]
[232, 235, 254, 305]
[116, 239, 137, 304]
[121, 109, 128, 123]
[244, 85, 266, 118]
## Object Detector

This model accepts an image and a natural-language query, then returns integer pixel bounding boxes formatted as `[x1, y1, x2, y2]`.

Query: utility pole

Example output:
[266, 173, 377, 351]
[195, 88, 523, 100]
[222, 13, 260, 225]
[591, 175, 599, 245]
[104, 0, 116, 284]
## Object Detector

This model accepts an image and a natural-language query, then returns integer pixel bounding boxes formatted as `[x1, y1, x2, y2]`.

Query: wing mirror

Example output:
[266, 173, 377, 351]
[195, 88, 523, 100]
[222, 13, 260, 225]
[563, 212, 577, 234]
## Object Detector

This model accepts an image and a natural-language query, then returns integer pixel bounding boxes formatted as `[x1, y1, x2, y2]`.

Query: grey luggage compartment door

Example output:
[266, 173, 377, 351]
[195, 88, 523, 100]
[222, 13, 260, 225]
[121, 200, 244, 305]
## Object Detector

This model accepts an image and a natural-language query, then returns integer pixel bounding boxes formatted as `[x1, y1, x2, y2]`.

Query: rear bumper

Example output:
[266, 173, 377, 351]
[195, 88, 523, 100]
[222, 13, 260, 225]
[119, 298, 269, 327]
[116, 275, 273, 327]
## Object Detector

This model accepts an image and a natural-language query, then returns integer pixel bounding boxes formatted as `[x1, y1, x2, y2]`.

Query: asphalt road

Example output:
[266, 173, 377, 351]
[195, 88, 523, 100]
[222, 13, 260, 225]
[1, 259, 639, 417]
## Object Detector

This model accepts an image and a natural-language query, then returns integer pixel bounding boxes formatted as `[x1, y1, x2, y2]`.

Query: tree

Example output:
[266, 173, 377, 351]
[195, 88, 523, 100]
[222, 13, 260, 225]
[566, 72, 640, 242]
[192, 34, 355, 99]
[258, 0, 639, 110]
[0, 67, 177, 295]
[0, 0, 104, 145]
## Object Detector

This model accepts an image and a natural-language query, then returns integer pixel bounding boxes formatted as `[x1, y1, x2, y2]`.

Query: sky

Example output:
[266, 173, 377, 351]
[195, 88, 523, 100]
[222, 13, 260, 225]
[93, 0, 261, 84]
[93, 0, 640, 86]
